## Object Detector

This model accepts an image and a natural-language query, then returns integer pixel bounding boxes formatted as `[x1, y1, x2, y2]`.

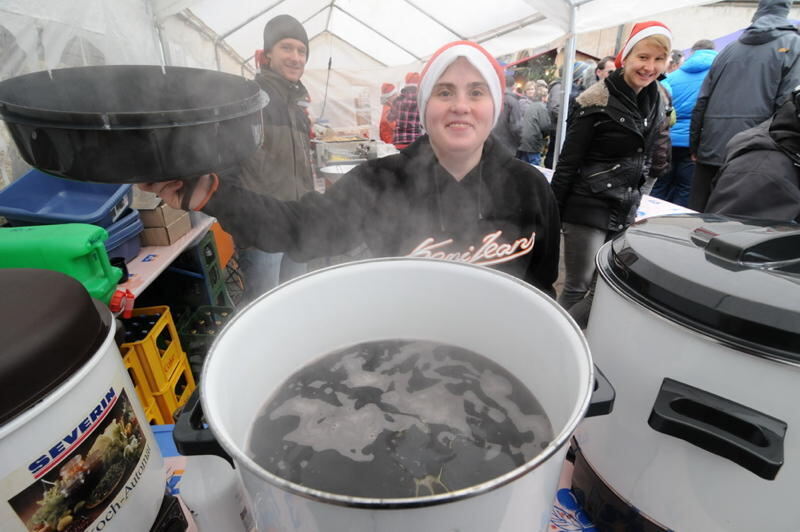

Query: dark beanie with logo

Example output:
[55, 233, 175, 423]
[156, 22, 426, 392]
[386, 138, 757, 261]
[263, 14, 309, 56]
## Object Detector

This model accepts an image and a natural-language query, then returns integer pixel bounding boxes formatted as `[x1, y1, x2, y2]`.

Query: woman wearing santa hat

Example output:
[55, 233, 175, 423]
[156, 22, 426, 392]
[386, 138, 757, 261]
[550, 21, 672, 326]
[140, 41, 561, 296]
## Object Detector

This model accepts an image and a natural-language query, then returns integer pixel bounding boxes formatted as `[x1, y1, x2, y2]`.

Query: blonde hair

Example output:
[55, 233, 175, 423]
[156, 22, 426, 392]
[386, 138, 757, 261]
[523, 81, 537, 92]
[627, 35, 671, 58]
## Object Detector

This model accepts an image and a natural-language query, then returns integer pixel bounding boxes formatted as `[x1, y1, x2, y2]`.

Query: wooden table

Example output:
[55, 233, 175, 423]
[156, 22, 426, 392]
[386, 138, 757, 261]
[119, 213, 215, 297]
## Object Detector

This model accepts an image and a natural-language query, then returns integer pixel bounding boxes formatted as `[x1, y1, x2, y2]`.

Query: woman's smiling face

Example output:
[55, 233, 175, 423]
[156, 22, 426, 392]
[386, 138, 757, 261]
[622, 38, 668, 93]
[424, 57, 495, 157]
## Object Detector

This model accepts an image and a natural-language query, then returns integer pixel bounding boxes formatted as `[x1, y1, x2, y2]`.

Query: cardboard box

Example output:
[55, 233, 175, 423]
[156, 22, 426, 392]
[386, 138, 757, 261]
[141, 211, 191, 246]
[139, 202, 187, 229]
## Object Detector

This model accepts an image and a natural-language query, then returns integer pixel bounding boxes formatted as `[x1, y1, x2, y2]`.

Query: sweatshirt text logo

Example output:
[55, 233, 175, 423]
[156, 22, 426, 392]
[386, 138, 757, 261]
[408, 230, 535, 266]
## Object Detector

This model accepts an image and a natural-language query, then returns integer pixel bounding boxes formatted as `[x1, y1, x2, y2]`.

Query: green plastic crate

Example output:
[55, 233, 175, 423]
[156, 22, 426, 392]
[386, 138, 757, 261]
[0, 223, 121, 303]
[178, 305, 234, 355]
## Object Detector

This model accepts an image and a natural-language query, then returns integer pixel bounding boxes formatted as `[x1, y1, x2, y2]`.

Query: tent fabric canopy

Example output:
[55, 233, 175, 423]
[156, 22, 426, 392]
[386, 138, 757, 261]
[0, 0, 720, 188]
[152, 0, 716, 147]
[156, 0, 718, 71]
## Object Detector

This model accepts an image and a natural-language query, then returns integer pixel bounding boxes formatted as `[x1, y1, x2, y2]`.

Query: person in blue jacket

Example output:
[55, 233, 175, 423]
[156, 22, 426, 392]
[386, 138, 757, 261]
[651, 40, 717, 207]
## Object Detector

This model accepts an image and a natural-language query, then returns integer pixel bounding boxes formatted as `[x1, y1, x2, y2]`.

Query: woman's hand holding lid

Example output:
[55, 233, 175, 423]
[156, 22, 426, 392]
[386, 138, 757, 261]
[137, 174, 218, 211]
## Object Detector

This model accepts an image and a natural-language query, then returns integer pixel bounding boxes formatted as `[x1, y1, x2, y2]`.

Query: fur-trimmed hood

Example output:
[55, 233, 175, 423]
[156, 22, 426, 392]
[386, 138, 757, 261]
[574, 73, 669, 111]
[575, 79, 609, 108]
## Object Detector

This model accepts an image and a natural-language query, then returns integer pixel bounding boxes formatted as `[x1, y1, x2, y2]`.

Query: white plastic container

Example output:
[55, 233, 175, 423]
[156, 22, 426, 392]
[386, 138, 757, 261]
[574, 215, 800, 531]
[0, 269, 165, 532]
[182, 258, 604, 532]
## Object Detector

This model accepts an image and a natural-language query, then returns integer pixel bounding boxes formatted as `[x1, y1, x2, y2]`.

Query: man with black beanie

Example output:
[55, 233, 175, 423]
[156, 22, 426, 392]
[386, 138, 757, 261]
[237, 14, 313, 302]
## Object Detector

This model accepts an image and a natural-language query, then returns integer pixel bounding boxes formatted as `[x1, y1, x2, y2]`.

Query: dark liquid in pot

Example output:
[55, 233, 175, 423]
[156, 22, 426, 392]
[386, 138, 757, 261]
[246, 339, 553, 499]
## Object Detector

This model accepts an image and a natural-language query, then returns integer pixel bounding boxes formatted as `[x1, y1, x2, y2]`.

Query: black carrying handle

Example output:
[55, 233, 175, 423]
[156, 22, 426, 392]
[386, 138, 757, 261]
[173, 388, 234, 467]
[648, 378, 787, 480]
[586, 364, 615, 418]
[110, 257, 129, 283]
[699, 224, 800, 264]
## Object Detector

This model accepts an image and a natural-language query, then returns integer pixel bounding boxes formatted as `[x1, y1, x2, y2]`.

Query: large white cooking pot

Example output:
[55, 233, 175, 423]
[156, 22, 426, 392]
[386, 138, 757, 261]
[179, 258, 608, 532]
[574, 215, 800, 531]
[0, 269, 164, 532]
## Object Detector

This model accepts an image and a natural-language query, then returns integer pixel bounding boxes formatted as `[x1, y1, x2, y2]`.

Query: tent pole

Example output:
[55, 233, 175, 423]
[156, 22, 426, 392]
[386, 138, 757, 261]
[553, 2, 577, 168]
[147, 0, 171, 67]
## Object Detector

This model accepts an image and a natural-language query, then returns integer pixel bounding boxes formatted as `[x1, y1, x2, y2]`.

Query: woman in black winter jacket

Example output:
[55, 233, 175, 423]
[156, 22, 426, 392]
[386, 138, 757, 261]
[550, 21, 672, 325]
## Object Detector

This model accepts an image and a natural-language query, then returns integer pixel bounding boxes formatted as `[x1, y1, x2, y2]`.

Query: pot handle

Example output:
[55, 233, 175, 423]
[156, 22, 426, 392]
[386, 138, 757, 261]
[648, 378, 786, 480]
[698, 224, 800, 264]
[586, 365, 615, 417]
[173, 388, 234, 467]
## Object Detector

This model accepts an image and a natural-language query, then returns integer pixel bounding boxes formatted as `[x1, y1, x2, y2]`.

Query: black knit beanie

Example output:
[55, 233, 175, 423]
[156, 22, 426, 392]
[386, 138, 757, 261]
[263, 14, 309, 56]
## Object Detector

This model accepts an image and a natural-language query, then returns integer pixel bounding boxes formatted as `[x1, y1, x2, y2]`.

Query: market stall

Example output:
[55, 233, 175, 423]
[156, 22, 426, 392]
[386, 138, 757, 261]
[3, 2, 795, 532]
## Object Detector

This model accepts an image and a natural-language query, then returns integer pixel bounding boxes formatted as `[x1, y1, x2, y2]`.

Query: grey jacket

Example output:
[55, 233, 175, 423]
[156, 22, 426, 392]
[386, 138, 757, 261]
[491, 89, 524, 152]
[238, 68, 314, 201]
[519, 100, 552, 153]
[690, 0, 800, 166]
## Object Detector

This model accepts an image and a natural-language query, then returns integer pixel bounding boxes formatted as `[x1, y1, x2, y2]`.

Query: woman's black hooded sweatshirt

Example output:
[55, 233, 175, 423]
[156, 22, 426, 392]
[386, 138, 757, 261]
[204, 135, 560, 296]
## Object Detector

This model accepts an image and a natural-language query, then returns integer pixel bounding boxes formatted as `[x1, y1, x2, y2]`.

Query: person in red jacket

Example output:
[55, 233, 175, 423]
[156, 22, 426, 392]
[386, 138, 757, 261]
[379, 82, 397, 144]
[389, 72, 423, 149]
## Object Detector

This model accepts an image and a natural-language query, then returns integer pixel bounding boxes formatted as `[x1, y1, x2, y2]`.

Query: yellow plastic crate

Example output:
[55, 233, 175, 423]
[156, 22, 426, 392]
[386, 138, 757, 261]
[122, 345, 169, 425]
[152, 357, 197, 423]
[121, 306, 188, 391]
[143, 401, 167, 426]
[122, 345, 155, 407]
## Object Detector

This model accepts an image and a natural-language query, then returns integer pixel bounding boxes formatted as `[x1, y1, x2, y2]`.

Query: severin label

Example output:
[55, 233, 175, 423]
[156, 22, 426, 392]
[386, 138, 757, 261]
[28, 387, 119, 478]
[8, 388, 148, 532]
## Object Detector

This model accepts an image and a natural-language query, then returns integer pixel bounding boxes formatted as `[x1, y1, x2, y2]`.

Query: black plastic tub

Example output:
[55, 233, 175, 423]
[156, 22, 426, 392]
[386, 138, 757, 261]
[0, 65, 268, 183]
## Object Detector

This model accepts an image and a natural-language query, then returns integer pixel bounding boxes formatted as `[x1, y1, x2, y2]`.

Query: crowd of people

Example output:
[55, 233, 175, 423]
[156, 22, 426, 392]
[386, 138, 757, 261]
[140, 0, 800, 329]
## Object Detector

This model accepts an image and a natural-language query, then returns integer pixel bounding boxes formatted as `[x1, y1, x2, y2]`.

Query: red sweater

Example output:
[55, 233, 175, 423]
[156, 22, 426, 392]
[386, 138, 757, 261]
[380, 103, 395, 144]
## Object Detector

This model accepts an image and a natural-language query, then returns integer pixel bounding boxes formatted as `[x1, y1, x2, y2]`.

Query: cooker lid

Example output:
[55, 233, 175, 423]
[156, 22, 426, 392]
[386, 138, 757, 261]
[599, 214, 800, 363]
[0, 269, 110, 425]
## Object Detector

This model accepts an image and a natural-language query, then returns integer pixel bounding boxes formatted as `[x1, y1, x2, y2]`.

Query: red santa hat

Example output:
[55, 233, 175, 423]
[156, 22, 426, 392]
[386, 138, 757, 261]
[380, 82, 397, 104]
[404, 72, 421, 87]
[417, 40, 505, 131]
[615, 21, 672, 68]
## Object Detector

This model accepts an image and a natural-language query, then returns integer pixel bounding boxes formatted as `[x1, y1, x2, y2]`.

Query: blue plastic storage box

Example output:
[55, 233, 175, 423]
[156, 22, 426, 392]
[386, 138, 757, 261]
[0, 169, 132, 227]
[105, 209, 144, 263]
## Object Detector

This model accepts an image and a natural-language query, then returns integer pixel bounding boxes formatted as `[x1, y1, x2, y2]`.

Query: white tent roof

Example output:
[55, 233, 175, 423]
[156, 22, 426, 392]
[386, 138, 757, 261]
[158, 0, 718, 71]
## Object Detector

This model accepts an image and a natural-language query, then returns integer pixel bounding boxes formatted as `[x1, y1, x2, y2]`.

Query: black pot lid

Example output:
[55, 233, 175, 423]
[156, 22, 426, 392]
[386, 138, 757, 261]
[598, 214, 800, 363]
[0, 269, 110, 425]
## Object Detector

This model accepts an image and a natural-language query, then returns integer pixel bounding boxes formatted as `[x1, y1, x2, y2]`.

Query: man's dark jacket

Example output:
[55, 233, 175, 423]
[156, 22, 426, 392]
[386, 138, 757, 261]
[492, 89, 524, 152]
[706, 98, 800, 222]
[238, 68, 314, 201]
[690, 0, 800, 166]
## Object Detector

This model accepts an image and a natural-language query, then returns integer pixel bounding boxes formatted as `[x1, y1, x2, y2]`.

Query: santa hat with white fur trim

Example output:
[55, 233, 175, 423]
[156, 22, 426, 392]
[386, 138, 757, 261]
[614, 21, 672, 69]
[380, 82, 398, 104]
[417, 41, 505, 131]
